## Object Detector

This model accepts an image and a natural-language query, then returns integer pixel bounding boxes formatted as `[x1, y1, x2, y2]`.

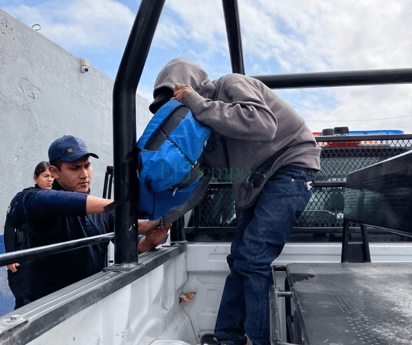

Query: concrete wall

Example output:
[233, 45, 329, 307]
[0, 9, 152, 233]
[0, 9, 153, 315]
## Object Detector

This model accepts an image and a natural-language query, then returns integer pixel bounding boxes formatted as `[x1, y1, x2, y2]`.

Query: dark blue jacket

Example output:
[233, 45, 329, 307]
[4, 186, 39, 254]
[23, 181, 112, 302]
[4, 186, 39, 305]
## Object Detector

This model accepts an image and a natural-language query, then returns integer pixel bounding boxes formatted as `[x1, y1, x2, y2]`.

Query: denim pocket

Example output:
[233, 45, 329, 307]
[295, 176, 314, 217]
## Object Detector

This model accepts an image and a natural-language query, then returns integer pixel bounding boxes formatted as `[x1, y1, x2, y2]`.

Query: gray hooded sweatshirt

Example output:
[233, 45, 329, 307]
[151, 58, 321, 209]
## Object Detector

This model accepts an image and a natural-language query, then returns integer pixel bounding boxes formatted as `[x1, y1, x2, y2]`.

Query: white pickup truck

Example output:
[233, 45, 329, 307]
[1, 1, 412, 344]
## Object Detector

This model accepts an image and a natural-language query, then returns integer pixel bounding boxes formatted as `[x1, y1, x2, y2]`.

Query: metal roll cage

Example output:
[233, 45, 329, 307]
[2, 0, 412, 274]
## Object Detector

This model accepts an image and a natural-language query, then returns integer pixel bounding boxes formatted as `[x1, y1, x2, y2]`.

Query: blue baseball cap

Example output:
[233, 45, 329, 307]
[48, 135, 99, 163]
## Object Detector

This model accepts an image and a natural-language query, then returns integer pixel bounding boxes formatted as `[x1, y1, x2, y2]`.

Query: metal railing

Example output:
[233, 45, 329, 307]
[253, 68, 412, 89]
[0, 233, 113, 267]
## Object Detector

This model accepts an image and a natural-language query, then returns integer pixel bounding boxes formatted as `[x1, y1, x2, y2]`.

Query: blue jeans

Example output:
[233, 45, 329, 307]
[214, 166, 314, 345]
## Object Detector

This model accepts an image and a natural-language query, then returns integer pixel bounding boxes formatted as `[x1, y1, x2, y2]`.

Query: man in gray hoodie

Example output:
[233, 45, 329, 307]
[150, 58, 321, 345]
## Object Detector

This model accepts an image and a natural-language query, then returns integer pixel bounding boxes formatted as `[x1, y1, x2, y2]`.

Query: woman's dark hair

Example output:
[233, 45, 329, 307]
[34, 161, 50, 177]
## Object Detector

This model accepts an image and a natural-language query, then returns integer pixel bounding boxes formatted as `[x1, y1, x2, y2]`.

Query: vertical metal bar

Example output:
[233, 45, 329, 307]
[360, 224, 371, 262]
[284, 278, 293, 343]
[113, 0, 166, 265]
[170, 217, 184, 241]
[194, 205, 201, 229]
[341, 218, 350, 262]
[108, 173, 113, 200]
[103, 166, 113, 198]
[102, 170, 109, 198]
[222, 0, 245, 74]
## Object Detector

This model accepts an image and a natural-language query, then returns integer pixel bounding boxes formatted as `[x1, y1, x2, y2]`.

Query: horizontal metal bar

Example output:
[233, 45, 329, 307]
[344, 224, 412, 239]
[183, 227, 388, 235]
[292, 227, 345, 233]
[277, 291, 293, 297]
[313, 181, 346, 187]
[252, 68, 412, 89]
[371, 228, 412, 239]
[185, 227, 237, 233]
[207, 181, 345, 187]
[316, 134, 412, 141]
[183, 227, 348, 234]
[272, 265, 287, 272]
[0, 233, 114, 267]
[184, 226, 409, 235]
[291, 227, 396, 234]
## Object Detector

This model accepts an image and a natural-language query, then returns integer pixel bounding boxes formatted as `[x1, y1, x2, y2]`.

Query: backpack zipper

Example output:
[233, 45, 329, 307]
[169, 164, 201, 195]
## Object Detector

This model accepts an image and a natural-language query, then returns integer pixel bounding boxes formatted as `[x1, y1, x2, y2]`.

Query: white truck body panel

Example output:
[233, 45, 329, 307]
[23, 242, 412, 345]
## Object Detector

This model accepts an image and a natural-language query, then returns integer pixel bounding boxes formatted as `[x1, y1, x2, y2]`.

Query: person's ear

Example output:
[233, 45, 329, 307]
[49, 165, 60, 179]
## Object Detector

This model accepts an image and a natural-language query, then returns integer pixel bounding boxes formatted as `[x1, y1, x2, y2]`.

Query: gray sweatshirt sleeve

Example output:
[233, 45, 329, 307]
[182, 77, 278, 141]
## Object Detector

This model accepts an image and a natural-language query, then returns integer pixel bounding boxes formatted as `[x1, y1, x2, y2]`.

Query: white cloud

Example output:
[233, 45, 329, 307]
[151, 0, 229, 68]
[237, 0, 412, 132]
[4, 0, 135, 50]
[165, 0, 226, 45]
[234, 0, 412, 73]
[294, 84, 412, 133]
[157, 0, 412, 73]
[154, 15, 186, 48]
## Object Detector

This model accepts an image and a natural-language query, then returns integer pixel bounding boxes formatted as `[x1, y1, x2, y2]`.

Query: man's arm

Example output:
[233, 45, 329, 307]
[86, 195, 114, 214]
[173, 78, 278, 141]
[86, 197, 168, 251]
[4, 223, 16, 253]
[24, 189, 88, 220]
[4, 223, 19, 272]
[24, 189, 167, 250]
[24, 190, 115, 217]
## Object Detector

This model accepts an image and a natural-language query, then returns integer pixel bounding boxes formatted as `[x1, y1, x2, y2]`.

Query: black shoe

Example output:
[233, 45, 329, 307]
[201, 334, 246, 345]
[200, 334, 218, 345]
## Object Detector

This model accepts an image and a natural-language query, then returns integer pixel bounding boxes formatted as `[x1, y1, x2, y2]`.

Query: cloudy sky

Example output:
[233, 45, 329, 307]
[3, 0, 412, 133]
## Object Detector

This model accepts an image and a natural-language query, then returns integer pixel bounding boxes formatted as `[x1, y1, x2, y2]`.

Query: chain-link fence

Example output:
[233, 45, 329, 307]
[188, 135, 412, 233]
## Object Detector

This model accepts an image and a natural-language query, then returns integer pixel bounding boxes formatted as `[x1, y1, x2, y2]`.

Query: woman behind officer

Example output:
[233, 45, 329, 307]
[4, 161, 54, 309]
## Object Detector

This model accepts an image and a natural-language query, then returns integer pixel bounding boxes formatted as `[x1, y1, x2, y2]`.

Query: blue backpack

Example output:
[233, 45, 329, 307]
[136, 100, 212, 224]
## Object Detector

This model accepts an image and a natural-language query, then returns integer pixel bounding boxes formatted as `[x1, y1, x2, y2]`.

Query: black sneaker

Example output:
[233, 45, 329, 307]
[200, 334, 218, 345]
[201, 334, 247, 345]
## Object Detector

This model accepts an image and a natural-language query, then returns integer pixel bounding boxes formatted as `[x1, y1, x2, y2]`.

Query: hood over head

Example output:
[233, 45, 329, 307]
[149, 58, 216, 113]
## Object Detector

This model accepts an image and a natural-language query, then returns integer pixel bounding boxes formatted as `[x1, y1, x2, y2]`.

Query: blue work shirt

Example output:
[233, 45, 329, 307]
[23, 181, 113, 302]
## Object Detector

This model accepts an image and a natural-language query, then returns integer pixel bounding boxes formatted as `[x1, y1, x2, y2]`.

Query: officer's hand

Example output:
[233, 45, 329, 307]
[138, 224, 170, 253]
[7, 263, 19, 273]
[137, 219, 160, 234]
[145, 224, 170, 245]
